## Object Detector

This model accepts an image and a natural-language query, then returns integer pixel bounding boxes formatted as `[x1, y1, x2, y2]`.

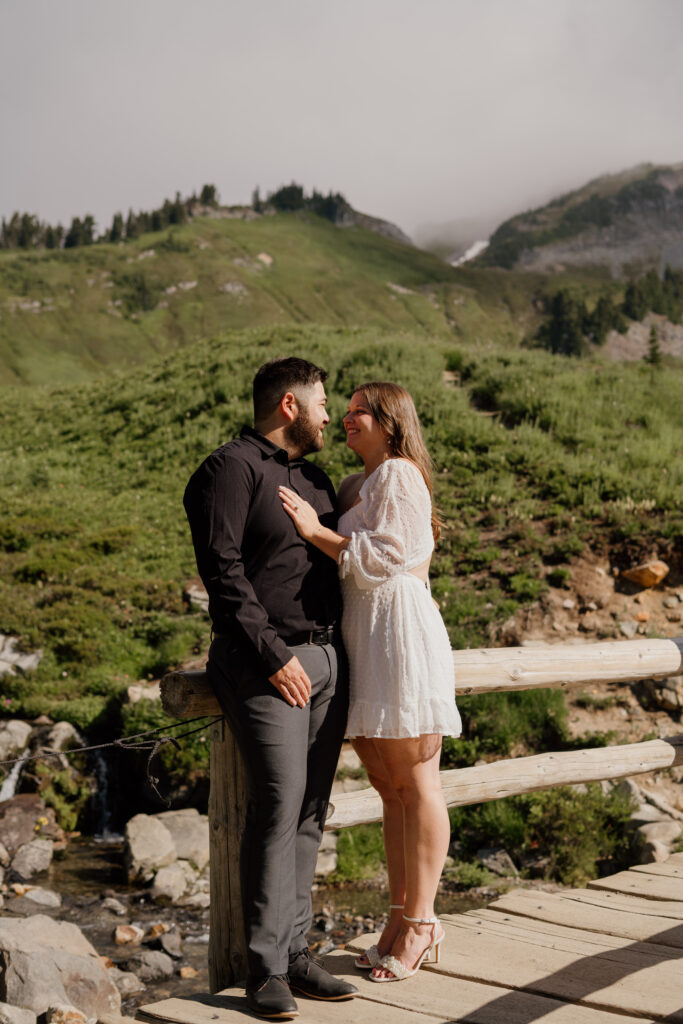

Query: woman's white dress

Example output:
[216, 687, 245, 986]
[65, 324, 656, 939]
[337, 458, 462, 739]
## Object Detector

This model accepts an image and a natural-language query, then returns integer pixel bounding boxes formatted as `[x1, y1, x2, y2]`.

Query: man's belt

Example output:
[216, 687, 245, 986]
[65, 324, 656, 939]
[285, 625, 338, 646]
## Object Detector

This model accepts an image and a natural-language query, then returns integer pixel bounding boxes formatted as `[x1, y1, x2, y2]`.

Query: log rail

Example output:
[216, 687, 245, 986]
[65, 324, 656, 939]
[160, 636, 683, 993]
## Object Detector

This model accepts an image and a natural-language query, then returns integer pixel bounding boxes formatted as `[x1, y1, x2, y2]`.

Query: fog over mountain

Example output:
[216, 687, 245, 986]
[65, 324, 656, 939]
[2, 0, 683, 242]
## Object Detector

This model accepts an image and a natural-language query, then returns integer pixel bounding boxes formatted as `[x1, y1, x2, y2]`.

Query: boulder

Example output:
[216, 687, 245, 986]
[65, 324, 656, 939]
[123, 814, 176, 883]
[629, 803, 669, 825]
[0, 841, 9, 867]
[638, 821, 682, 845]
[157, 931, 183, 960]
[0, 1003, 37, 1024]
[476, 847, 519, 877]
[638, 839, 670, 863]
[107, 966, 146, 997]
[113, 925, 144, 946]
[0, 637, 42, 678]
[123, 949, 174, 981]
[156, 808, 210, 871]
[150, 860, 195, 903]
[11, 839, 53, 880]
[23, 887, 62, 908]
[45, 722, 81, 752]
[126, 682, 161, 704]
[0, 795, 53, 855]
[0, 915, 120, 1018]
[315, 831, 338, 877]
[0, 720, 32, 761]
[183, 579, 209, 613]
[622, 560, 670, 588]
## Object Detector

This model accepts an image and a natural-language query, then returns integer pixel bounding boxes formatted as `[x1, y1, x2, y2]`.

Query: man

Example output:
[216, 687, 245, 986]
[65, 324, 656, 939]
[184, 357, 356, 1018]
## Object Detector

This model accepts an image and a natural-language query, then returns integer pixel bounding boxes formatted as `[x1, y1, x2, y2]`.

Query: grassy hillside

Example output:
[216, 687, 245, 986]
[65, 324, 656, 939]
[1, 319, 681, 738]
[0, 212, 479, 386]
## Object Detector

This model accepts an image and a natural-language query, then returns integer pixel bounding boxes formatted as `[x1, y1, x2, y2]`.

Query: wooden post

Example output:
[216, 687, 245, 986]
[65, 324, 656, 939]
[208, 717, 248, 992]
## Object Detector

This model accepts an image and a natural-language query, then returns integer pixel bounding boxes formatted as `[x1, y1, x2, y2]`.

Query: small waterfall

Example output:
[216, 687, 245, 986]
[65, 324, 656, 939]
[0, 747, 30, 802]
[91, 748, 120, 840]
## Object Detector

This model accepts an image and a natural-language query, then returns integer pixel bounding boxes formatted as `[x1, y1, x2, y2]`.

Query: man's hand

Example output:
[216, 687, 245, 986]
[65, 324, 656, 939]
[268, 656, 312, 708]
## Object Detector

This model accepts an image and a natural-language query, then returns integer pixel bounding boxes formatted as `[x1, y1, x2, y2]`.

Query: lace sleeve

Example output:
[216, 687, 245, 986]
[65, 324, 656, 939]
[338, 460, 432, 590]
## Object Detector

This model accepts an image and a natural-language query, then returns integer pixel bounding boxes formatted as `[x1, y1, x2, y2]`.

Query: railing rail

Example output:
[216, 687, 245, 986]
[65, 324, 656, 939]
[160, 636, 683, 993]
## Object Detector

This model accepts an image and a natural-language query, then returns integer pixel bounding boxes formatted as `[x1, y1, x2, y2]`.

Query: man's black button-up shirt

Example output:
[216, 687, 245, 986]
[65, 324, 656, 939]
[183, 426, 341, 677]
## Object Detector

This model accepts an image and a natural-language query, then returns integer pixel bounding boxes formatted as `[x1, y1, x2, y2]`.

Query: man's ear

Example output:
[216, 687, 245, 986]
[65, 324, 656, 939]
[280, 391, 299, 423]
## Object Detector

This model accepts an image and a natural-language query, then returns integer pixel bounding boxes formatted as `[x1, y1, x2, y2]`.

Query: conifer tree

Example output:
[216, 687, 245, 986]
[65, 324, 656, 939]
[645, 325, 662, 366]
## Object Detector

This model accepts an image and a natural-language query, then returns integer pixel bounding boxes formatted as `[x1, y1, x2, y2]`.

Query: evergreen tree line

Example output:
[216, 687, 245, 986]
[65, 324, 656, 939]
[0, 184, 219, 251]
[252, 182, 351, 222]
[536, 266, 683, 357]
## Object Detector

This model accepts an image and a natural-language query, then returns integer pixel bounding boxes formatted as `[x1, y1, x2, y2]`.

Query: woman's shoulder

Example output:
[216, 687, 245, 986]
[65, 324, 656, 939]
[375, 458, 424, 486]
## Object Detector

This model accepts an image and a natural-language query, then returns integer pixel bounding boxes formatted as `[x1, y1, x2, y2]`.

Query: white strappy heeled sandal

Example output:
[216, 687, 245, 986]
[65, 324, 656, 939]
[354, 904, 404, 970]
[370, 914, 444, 982]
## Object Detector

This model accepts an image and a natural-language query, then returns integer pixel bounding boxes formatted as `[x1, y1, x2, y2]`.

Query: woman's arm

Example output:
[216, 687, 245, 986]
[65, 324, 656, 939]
[279, 485, 349, 562]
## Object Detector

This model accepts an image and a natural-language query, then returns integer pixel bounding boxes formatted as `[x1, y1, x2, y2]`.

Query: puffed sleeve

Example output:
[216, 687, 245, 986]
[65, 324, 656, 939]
[338, 459, 432, 590]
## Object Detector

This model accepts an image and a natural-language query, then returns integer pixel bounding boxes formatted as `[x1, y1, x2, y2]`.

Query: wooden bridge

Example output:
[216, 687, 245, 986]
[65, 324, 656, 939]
[138, 637, 683, 1023]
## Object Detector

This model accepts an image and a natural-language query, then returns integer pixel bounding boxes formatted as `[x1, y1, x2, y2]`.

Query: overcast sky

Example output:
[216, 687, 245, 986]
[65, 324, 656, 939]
[2, 0, 682, 245]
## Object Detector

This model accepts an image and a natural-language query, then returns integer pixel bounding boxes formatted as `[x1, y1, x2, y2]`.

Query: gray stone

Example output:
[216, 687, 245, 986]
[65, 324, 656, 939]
[123, 949, 174, 981]
[123, 814, 176, 883]
[107, 966, 146, 996]
[11, 839, 53, 879]
[156, 808, 210, 871]
[476, 847, 519, 877]
[0, 1002, 37, 1024]
[619, 620, 638, 639]
[614, 779, 642, 804]
[101, 896, 126, 916]
[0, 841, 9, 867]
[0, 914, 120, 1017]
[183, 581, 209, 613]
[0, 720, 32, 760]
[23, 886, 62, 908]
[0, 795, 51, 855]
[638, 839, 670, 863]
[46, 722, 80, 752]
[150, 861, 193, 903]
[0, 637, 43, 678]
[178, 891, 210, 909]
[630, 803, 669, 825]
[663, 595, 681, 608]
[158, 931, 183, 960]
[638, 821, 682, 845]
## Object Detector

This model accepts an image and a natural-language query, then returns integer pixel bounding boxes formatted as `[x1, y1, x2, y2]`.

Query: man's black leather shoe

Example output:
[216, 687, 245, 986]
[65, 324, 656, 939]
[245, 975, 299, 1018]
[287, 948, 358, 1001]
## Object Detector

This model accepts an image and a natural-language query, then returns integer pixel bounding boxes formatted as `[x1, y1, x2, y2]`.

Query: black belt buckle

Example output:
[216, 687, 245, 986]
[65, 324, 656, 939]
[288, 624, 336, 646]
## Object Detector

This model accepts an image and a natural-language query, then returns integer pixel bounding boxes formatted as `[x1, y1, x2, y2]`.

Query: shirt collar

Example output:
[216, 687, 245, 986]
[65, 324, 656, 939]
[240, 425, 305, 466]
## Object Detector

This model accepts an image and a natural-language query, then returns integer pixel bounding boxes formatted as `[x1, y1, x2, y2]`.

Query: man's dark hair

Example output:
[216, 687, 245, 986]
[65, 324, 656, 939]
[253, 357, 328, 422]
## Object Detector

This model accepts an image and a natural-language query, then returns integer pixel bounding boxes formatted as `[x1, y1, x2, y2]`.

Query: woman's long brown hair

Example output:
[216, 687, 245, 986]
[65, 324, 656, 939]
[355, 381, 443, 542]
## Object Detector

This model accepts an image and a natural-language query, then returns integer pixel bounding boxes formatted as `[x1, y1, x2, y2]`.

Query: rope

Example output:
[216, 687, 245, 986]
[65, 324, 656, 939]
[0, 715, 224, 806]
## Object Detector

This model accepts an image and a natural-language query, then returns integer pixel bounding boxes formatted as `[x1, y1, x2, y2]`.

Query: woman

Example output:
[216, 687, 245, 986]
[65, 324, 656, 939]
[279, 381, 461, 982]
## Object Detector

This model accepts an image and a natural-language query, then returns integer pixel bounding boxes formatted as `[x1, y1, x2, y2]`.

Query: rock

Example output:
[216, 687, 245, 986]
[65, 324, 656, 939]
[44, 1007, 86, 1024]
[183, 579, 209, 613]
[666, 610, 682, 623]
[156, 808, 210, 871]
[125, 682, 161, 704]
[622, 560, 670, 588]
[562, 599, 576, 610]
[637, 676, 683, 712]
[11, 839, 54, 880]
[123, 814, 176, 883]
[158, 931, 183, 959]
[0, 720, 32, 760]
[98, 1016, 138, 1024]
[106, 966, 146, 997]
[630, 803, 669, 825]
[150, 860, 196, 903]
[179, 965, 199, 979]
[179, 890, 210, 908]
[315, 831, 338, 877]
[45, 722, 80, 752]
[0, 841, 9, 867]
[634, 610, 650, 623]
[0, 795, 53, 855]
[0, 637, 43, 678]
[638, 821, 682, 845]
[0, 914, 120, 1017]
[101, 897, 126, 916]
[663, 595, 681, 608]
[23, 886, 61, 908]
[638, 839, 670, 863]
[114, 924, 144, 946]
[476, 847, 519, 876]
[0, 1003, 37, 1024]
[145, 922, 170, 939]
[123, 949, 174, 981]
[619, 620, 638, 639]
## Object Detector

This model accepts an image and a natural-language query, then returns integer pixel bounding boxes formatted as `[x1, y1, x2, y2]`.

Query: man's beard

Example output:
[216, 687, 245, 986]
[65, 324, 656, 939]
[285, 406, 323, 456]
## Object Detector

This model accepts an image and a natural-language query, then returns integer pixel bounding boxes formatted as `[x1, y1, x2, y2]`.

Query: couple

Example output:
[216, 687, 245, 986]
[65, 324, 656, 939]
[184, 357, 461, 1018]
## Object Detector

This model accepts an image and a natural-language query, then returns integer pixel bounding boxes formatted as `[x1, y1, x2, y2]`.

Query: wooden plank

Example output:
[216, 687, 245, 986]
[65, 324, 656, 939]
[629, 860, 683, 880]
[348, 911, 683, 1020]
[160, 639, 683, 717]
[138, 950, 656, 1024]
[562, 887, 683, 921]
[462, 907, 683, 960]
[588, 870, 683, 902]
[326, 736, 683, 829]
[488, 888, 683, 947]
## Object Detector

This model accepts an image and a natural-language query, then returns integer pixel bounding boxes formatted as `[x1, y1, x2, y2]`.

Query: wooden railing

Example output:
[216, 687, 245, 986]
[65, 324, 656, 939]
[161, 636, 683, 993]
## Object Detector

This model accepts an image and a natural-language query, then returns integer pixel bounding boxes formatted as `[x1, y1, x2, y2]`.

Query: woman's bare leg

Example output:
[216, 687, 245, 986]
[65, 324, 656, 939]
[369, 734, 449, 978]
[351, 737, 406, 959]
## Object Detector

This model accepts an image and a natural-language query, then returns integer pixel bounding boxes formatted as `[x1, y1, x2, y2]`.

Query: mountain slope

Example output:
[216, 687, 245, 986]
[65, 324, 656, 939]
[0, 212, 458, 386]
[481, 163, 683, 276]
